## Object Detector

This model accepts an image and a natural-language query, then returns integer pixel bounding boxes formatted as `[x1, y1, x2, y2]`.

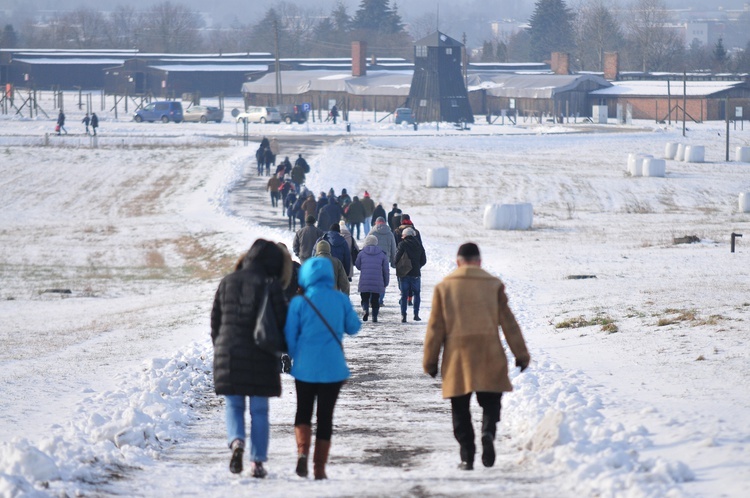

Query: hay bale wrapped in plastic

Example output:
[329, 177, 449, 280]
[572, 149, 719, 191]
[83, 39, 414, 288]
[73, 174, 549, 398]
[685, 145, 705, 163]
[426, 167, 449, 188]
[736, 147, 750, 163]
[643, 158, 666, 177]
[675, 143, 687, 161]
[483, 203, 533, 230]
[627, 153, 651, 177]
[740, 192, 750, 213]
[664, 142, 679, 159]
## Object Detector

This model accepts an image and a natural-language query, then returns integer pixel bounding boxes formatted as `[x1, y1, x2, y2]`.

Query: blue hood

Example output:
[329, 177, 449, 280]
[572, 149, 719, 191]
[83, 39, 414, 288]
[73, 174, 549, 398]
[299, 257, 334, 290]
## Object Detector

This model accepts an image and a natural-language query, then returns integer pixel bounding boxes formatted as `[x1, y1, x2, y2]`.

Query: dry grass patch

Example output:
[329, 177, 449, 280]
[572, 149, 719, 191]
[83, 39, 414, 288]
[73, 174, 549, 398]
[555, 314, 618, 334]
[656, 308, 727, 327]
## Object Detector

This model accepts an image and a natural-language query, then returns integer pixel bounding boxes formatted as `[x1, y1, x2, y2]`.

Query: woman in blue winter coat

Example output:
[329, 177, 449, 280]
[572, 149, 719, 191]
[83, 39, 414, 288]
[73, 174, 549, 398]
[284, 257, 360, 480]
[354, 234, 389, 322]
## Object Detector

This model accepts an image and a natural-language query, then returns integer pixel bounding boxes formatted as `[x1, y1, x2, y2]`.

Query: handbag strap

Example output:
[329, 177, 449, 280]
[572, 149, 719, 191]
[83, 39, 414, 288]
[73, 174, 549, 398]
[302, 295, 343, 351]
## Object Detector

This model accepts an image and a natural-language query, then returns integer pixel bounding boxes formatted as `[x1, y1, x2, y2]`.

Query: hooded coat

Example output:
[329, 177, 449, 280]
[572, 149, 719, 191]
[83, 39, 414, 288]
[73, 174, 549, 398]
[293, 222, 324, 262]
[314, 240, 350, 294]
[345, 197, 366, 224]
[284, 258, 360, 383]
[369, 222, 397, 266]
[211, 242, 289, 397]
[361, 196, 376, 219]
[316, 230, 351, 277]
[355, 237, 390, 295]
[302, 195, 317, 219]
[423, 265, 530, 398]
[371, 204, 386, 225]
[317, 197, 342, 232]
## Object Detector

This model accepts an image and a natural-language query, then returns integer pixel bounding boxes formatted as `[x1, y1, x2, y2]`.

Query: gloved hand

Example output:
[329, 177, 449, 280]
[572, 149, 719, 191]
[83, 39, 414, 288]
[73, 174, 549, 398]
[515, 358, 529, 373]
[426, 365, 438, 378]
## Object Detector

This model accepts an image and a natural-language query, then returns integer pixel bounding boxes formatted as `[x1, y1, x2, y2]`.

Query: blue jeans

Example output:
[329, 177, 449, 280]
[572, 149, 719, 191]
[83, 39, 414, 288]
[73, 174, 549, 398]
[225, 395, 269, 462]
[400, 276, 421, 316]
[363, 218, 371, 235]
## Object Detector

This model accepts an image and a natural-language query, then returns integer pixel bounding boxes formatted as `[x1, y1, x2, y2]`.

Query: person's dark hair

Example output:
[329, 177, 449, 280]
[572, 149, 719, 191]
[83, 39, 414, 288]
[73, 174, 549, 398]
[401, 213, 410, 221]
[330, 223, 340, 232]
[457, 242, 481, 261]
[236, 239, 284, 275]
[306, 215, 316, 224]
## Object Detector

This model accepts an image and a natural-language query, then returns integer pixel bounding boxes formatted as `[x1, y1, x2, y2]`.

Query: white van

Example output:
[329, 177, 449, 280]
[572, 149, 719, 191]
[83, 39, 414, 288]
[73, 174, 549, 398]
[236, 106, 281, 124]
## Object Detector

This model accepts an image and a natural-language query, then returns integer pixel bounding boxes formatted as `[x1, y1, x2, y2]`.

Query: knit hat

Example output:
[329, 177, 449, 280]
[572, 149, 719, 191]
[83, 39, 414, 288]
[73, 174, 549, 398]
[457, 242, 480, 259]
[401, 214, 410, 221]
[364, 191, 370, 198]
[403, 228, 416, 237]
[306, 215, 316, 224]
[376, 216, 386, 224]
[364, 235, 378, 247]
[316, 239, 331, 254]
[401, 218, 413, 226]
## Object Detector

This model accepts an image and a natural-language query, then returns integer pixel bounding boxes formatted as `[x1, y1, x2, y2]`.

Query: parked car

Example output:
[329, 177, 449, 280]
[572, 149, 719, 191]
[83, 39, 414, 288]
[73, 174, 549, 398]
[235, 106, 281, 124]
[394, 107, 414, 125]
[276, 104, 307, 124]
[133, 101, 183, 123]
[183, 105, 224, 123]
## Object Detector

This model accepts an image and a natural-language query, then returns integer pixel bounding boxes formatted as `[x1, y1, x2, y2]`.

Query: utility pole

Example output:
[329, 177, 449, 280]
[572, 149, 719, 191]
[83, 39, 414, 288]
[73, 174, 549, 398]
[682, 71, 687, 137]
[274, 19, 282, 106]
[462, 32, 468, 89]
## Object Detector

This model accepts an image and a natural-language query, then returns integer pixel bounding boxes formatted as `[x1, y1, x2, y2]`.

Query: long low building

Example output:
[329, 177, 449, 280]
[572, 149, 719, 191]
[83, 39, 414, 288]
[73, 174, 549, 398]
[590, 79, 750, 121]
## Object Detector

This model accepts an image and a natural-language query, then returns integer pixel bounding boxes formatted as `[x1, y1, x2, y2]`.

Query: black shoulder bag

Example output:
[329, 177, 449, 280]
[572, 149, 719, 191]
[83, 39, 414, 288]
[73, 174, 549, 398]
[302, 295, 343, 351]
[253, 279, 288, 357]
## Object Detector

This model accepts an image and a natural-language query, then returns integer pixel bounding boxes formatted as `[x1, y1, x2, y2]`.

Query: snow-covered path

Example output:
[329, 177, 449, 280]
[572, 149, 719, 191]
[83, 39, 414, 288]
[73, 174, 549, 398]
[1, 109, 749, 496]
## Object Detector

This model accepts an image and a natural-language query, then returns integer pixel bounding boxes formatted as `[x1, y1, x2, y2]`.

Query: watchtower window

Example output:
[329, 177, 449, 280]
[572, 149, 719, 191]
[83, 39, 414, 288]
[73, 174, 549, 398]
[416, 46, 427, 58]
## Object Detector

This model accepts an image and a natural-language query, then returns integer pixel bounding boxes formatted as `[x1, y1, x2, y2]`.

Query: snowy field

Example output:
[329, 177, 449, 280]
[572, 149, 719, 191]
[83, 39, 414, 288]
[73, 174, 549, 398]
[1, 94, 749, 497]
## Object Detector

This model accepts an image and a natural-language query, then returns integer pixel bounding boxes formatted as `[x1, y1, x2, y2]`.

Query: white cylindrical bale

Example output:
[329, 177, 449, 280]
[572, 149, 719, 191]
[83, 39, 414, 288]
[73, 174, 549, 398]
[740, 192, 750, 213]
[665, 142, 679, 159]
[643, 158, 666, 177]
[736, 147, 750, 163]
[515, 203, 534, 229]
[675, 143, 687, 161]
[628, 153, 651, 177]
[685, 145, 705, 163]
[426, 167, 449, 188]
[484, 203, 532, 230]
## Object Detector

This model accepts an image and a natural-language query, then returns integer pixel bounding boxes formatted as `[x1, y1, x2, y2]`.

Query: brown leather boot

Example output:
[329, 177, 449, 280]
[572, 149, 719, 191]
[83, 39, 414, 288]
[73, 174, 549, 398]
[313, 439, 331, 480]
[295, 424, 312, 477]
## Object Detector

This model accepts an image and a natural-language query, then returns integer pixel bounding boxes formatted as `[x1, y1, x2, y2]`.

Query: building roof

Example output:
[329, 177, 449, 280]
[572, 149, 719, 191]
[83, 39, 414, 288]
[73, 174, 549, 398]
[414, 31, 463, 48]
[467, 73, 611, 99]
[590, 80, 745, 97]
[241, 70, 413, 96]
[149, 64, 268, 73]
[14, 57, 127, 65]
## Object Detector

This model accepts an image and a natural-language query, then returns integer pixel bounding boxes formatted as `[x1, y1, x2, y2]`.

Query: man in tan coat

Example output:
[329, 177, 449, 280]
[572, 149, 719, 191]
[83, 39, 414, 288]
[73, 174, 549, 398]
[423, 242, 530, 470]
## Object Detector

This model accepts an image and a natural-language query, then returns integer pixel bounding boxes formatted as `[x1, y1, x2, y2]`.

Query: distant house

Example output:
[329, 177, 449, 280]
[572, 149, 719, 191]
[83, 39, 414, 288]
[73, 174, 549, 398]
[406, 32, 474, 123]
[590, 79, 750, 121]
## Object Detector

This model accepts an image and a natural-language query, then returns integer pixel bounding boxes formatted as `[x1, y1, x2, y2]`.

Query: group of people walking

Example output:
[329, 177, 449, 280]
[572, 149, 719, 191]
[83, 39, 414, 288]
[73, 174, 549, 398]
[210, 144, 531, 479]
[54, 110, 99, 136]
[211, 239, 530, 478]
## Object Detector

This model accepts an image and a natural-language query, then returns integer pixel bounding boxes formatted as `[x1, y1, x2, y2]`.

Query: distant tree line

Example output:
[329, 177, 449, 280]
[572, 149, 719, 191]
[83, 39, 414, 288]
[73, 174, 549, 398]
[2, 0, 750, 74]
[0, 0, 412, 59]
[484, 0, 750, 73]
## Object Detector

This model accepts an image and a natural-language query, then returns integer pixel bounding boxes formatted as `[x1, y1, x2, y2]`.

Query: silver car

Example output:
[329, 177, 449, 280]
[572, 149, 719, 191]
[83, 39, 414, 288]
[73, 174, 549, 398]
[235, 106, 282, 124]
[183, 105, 224, 123]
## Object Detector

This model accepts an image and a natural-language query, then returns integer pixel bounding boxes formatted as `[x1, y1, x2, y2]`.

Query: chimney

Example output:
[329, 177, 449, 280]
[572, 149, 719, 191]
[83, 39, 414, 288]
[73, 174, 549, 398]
[603, 52, 619, 81]
[352, 41, 367, 77]
[551, 52, 570, 75]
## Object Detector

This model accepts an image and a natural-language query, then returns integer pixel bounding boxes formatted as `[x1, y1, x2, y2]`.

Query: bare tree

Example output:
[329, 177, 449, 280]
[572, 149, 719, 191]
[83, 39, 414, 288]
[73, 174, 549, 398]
[406, 12, 438, 42]
[140, 1, 204, 53]
[277, 2, 321, 57]
[625, 0, 682, 72]
[573, 0, 624, 71]
[61, 8, 108, 49]
[105, 5, 142, 50]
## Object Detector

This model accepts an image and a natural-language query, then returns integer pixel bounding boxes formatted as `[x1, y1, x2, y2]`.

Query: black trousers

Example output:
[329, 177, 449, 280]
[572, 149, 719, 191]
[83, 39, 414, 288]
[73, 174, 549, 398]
[360, 292, 380, 311]
[450, 392, 502, 463]
[294, 380, 344, 440]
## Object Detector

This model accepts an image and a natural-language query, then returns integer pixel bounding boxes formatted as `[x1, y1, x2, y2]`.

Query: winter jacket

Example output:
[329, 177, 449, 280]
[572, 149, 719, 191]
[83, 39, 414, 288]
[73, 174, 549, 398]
[361, 197, 376, 219]
[316, 195, 328, 213]
[337, 224, 358, 275]
[387, 207, 402, 230]
[394, 235, 426, 277]
[317, 198, 343, 232]
[91, 114, 99, 128]
[285, 258, 360, 383]
[267, 176, 281, 192]
[369, 223, 397, 266]
[371, 204, 386, 225]
[293, 223, 324, 262]
[345, 199, 366, 224]
[211, 255, 288, 397]
[313, 240, 350, 294]
[291, 164, 306, 185]
[316, 230, 351, 277]
[355, 245, 389, 295]
[285, 192, 298, 217]
[293, 195, 306, 221]
[302, 196, 318, 219]
[270, 138, 280, 156]
[423, 265, 530, 398]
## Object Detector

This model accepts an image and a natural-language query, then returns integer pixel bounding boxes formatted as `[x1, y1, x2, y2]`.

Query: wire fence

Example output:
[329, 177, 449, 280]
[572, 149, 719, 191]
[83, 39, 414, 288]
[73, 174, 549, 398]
[0, 134, 234, 148]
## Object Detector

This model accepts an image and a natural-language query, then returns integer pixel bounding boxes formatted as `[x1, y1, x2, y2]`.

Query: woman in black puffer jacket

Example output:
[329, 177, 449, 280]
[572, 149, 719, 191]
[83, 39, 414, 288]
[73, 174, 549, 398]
[211, 239, 290, 478]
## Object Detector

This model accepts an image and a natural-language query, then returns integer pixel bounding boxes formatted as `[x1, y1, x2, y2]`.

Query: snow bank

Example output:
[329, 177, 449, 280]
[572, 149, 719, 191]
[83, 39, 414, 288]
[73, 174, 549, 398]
[0, 341, 214, 496]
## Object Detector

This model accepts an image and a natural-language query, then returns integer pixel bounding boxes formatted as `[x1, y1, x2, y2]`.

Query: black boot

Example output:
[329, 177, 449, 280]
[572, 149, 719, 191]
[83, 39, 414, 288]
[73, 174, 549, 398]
[229, 439, 244, 474]
[372, 307, 379, 323]
[401, 314, 407, 323]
